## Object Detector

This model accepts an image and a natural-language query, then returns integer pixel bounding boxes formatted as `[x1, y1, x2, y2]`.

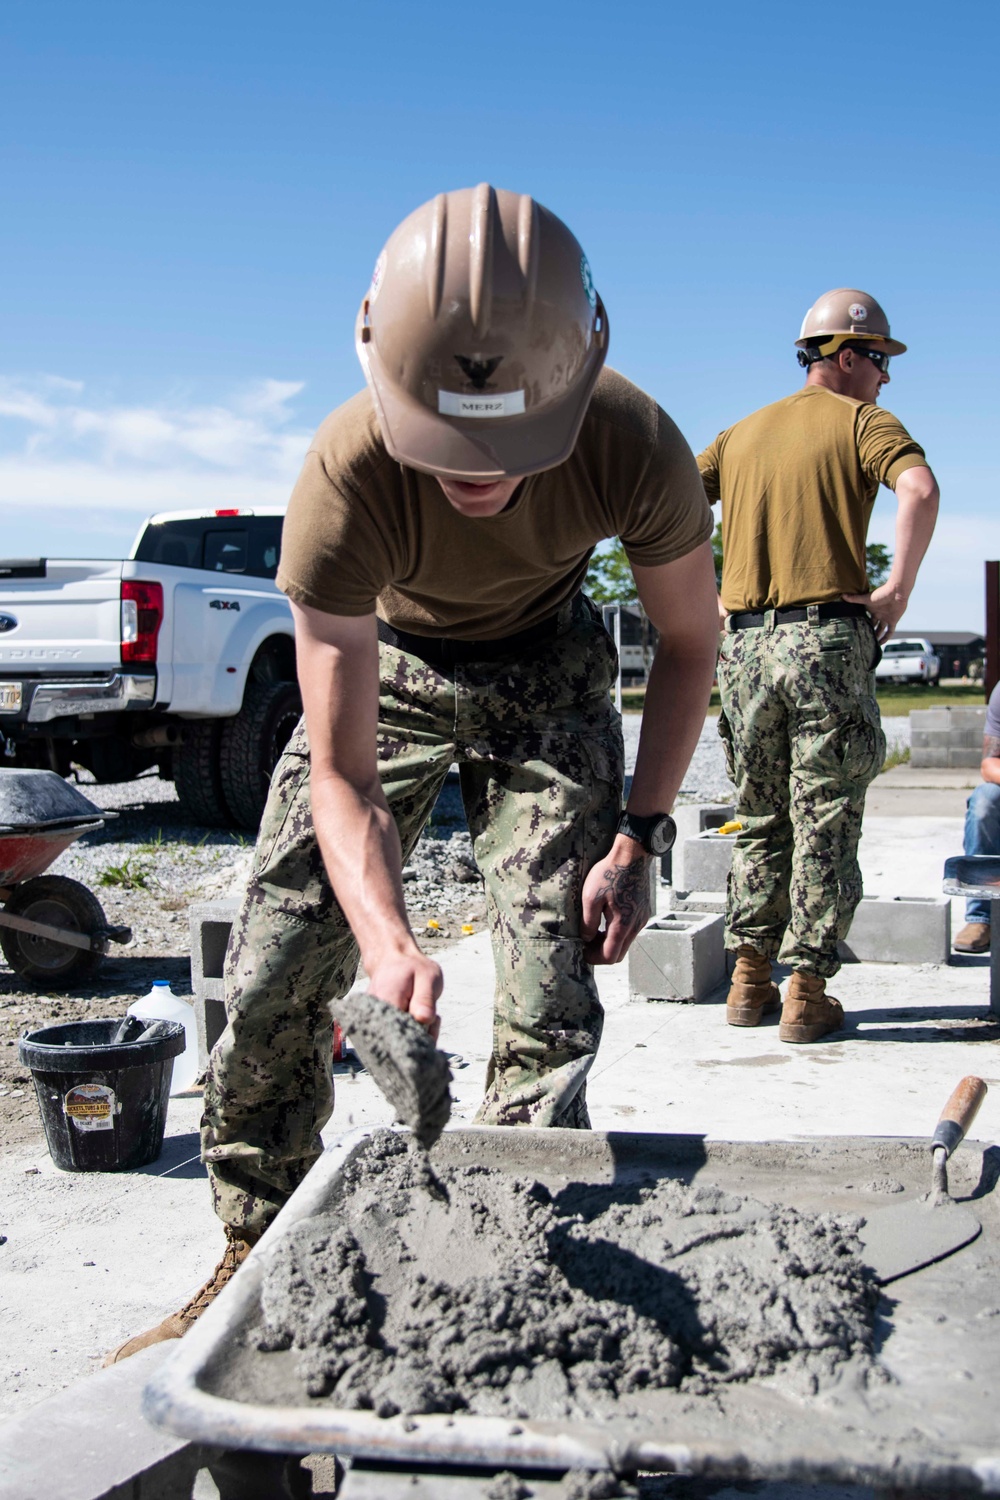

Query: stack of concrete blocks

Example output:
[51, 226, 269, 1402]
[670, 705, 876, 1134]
[910, 705, 986, 768]
[189, 898, 239, 1070]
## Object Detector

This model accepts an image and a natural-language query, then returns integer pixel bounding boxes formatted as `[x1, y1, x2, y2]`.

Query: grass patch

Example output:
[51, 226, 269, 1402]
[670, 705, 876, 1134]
[882, 742, 911, 772]
[98, 857, 153, 890]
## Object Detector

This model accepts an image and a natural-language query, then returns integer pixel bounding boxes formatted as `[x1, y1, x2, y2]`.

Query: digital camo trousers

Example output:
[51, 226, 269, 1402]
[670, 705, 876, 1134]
[201, 595, 624, 1235]
[716, 614, 885, 980]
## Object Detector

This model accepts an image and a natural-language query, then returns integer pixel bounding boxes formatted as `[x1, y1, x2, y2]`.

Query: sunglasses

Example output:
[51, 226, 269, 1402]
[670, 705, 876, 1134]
[852, 345, 891, 374]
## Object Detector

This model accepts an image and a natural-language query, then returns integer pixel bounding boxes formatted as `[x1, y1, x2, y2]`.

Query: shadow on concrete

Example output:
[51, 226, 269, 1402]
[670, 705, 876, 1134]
[846, 1005, 1000, 1043]
[143, 1131, 206, 1179]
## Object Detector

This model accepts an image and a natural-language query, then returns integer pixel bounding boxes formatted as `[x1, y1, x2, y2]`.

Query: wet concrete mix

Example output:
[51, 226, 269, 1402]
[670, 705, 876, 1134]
[256, 1130, 884, 1422]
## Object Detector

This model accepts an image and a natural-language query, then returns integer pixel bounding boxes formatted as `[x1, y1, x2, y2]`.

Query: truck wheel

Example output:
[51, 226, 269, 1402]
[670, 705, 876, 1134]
[173, 721, 234, 828]
[220, 680, 302, 831]
[0, 875, 107, 987]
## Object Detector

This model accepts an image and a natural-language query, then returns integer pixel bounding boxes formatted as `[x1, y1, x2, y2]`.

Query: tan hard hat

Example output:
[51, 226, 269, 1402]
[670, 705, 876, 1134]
[795, 288, 907, 357]
[355, 184, 609, 481]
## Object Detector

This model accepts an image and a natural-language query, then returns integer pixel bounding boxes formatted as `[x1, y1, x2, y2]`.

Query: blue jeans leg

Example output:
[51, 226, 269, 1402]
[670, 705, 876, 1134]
[964, 782, 1000, 924]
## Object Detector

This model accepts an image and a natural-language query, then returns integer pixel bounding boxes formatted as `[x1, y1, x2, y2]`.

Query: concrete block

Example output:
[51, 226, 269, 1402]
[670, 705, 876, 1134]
[949, 747, 983, 768]
[669, 889, 727, 917]
[666, 803, 734, 887]
[839, 895, 951, 964]
[949, 707, 987, 731]
[947, 728, 985, 750]
[629, 911, 726, 1001]
[910, 728, 951, 750]
[189, 898, 239, 1070]
[678, 832, 737, 893]
[910, 747, 951, 768]
[910, 708, 951, 730]
[0, 1343, 206, 1499]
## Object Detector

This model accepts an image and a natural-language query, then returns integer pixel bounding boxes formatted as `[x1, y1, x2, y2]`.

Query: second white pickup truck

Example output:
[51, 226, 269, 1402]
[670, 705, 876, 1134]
[0, 508, 299, 829]
[875, 636, 941, 687]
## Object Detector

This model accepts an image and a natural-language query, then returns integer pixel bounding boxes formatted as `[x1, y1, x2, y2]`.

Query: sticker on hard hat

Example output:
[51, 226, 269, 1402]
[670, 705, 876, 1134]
[580, 255, 597, 309]
[369, 252, 386, 303]
[849, 303, 868, 321]
[438, 391, 526, 418]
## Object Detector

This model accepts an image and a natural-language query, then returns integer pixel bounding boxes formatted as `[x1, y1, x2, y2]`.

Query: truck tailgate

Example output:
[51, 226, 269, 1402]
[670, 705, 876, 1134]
[0, 561, 124, 674]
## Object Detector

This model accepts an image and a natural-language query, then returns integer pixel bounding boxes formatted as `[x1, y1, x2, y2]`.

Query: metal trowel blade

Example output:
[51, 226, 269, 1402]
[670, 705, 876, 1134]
[859, 1194, 982, 1285]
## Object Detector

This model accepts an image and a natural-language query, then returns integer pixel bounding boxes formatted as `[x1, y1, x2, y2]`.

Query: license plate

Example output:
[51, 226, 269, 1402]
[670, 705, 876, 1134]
[0, 682, 22, 712]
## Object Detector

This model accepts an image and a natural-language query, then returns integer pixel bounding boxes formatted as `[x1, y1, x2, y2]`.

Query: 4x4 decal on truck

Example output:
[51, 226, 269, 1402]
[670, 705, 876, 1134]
[209, 599, 241, 612]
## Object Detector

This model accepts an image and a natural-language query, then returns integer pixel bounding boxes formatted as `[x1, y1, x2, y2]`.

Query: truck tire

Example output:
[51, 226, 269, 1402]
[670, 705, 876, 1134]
[0, 875, 107, 987]
[220, 680, 302, 832]
[173, 720, 234, 828]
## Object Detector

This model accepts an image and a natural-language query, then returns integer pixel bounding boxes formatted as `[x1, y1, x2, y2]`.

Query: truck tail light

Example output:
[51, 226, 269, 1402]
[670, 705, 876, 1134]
[121, 580, 164, 665]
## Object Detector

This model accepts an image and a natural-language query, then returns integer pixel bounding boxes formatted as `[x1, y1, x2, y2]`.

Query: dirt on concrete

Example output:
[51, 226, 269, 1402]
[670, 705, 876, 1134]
[257, 1130, 881, 1420]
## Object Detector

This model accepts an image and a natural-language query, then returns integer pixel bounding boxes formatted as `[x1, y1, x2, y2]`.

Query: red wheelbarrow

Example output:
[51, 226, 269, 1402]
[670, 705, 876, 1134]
[0, 769, 132, 987]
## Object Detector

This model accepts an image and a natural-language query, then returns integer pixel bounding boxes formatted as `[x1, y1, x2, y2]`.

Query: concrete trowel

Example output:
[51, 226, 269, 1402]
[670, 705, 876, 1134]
[859, 1075, 988, 1284]
[334, 990, 452, 1149]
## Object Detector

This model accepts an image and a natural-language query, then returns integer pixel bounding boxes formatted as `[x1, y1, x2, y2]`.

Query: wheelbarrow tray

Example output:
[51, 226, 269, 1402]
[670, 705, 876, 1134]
[144, 1128, 1000, 1493]
[0, 823, 105, 885]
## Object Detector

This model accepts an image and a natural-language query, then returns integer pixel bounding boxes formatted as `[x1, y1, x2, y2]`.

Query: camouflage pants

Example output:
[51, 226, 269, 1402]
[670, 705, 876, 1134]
[201, 594, 624, 1235]
[716, 614, 885, 979]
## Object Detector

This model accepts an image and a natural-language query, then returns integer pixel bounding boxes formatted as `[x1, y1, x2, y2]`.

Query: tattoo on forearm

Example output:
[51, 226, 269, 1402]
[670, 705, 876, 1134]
[596, 860, 651, 932]
[984, 735, 1000, 761]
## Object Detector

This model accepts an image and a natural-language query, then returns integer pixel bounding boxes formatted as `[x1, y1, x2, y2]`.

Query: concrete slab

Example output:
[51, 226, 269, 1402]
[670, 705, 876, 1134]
[1, 766, 998, 1500]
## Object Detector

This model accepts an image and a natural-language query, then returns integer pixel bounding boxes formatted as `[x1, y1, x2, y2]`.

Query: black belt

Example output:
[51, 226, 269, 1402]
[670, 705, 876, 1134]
[728, 601, 871, 631]
[376, 601, 573, 667]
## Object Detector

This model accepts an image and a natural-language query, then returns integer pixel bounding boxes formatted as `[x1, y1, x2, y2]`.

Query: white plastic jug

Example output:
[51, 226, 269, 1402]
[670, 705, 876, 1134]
[127, 981, 200, 1096]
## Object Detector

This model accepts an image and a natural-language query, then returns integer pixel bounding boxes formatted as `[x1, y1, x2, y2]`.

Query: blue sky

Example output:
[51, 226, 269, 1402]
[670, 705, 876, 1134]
[1, 0, 997, 629]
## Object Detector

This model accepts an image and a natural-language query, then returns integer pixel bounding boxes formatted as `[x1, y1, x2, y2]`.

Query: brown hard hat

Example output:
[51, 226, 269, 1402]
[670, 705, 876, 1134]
[355, 184, 609, 480]
[795, 288, 907, 357]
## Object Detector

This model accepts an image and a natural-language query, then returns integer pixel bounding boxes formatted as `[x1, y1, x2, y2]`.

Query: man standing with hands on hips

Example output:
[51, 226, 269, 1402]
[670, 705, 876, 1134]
[699, 289, 939, 1044]
[106, 184, 719, 1363]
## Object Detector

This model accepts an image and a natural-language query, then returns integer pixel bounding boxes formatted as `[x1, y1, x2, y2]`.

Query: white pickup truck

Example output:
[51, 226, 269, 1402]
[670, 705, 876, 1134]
[875, 636, 941, 686]
[0, 508, 299, 829]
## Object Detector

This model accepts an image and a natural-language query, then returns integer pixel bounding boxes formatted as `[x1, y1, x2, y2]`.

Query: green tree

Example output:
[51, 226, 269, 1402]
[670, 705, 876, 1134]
[865, 543, 892, 589]
[711, 522, 723, 587]
[584, 539, 637, 604]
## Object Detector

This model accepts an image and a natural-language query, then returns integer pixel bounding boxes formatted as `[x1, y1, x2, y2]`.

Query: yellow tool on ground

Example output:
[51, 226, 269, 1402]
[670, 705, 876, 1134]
[716, 820, 743, 835]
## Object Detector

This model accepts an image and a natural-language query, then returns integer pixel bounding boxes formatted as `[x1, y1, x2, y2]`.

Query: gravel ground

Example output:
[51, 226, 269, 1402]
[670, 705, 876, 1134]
[0, 712, 911, 1151]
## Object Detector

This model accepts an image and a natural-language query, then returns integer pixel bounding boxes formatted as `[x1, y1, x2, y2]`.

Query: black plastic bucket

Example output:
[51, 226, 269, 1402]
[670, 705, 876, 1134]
[18, 1018, 186, 1172]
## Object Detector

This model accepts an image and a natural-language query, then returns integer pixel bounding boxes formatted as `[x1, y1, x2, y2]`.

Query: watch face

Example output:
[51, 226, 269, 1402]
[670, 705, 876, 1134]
[649, 816, 676, 855]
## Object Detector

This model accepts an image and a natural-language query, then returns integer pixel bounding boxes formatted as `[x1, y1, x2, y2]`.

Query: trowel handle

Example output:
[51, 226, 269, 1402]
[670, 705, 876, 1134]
[931, 1077, 988, 1158]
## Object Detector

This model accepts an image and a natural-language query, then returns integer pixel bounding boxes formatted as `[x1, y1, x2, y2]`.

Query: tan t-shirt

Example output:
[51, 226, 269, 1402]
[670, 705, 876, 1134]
[697, 386, 927, 612]
[276, 367, 713, 639]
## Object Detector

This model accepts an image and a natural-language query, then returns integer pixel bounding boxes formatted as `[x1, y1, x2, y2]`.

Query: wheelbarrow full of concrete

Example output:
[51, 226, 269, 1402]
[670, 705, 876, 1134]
[144, 1125, 1000, 1497]
[0, 769, 131, 986]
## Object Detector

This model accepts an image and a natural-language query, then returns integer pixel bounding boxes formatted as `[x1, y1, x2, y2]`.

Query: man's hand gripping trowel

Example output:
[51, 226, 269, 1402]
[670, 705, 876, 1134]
[333, 990, 453, 1150]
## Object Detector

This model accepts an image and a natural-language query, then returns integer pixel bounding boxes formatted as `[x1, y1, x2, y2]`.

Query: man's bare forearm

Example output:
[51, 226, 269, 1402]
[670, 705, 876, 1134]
[309, 770, 418, 972]
[627, 643, 717, 815]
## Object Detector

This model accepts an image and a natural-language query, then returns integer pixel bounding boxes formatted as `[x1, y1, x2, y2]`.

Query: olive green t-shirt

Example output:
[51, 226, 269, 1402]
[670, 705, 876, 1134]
[697, 386, 927, 612]
[276, 367, 713, 639]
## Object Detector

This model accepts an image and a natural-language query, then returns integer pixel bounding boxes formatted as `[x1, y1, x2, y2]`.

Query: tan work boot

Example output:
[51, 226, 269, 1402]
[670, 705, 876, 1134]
[778, 971, 845, 1044]
[954, 922, 990, 954]
[726, 946, 781, 1026]
[102, 1225, 256, 1366]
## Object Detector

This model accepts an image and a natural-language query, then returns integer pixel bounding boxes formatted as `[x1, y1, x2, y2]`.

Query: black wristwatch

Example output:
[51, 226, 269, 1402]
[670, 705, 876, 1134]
[616, 810, 677, 856]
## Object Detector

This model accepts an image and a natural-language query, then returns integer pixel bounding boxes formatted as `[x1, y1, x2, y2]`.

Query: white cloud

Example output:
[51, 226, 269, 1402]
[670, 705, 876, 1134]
[0, 376, 312, 511]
